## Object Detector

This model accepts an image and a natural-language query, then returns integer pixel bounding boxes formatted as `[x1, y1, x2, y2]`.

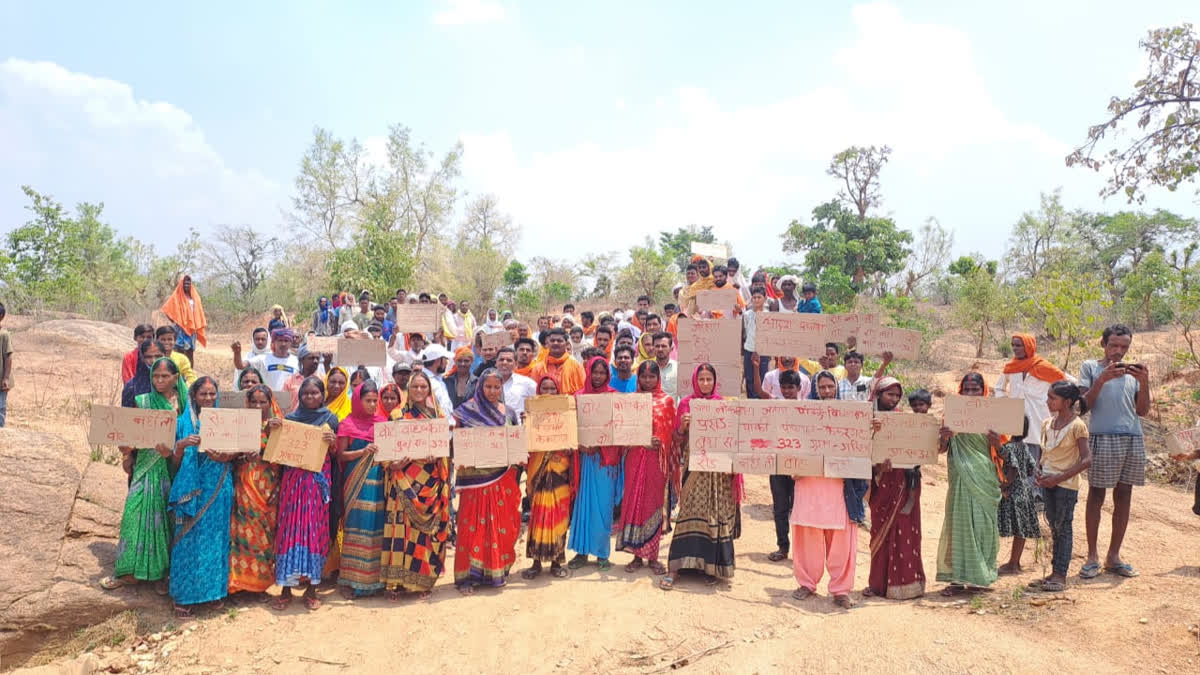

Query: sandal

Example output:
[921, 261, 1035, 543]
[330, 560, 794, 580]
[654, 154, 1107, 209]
[1104, 563, 1139, 578]
[174, 605, 194, 619]
[1079, 562, 1101, 579]
[704, 575, 719, 586]
[270, 594, 292, 611]
[457, 584, 476, 596]
[597, 559, 612, 572]
[862, 587, 875, 597]
[385, 590, 404, 602]
[550, 565, 570, 579]
[1035, 580, 1066, 592]
[833, 594, 855, 609]
[99, 576, 128, 591]
[303, 592, 321, 611]
[154, 580, 170, 596]
[521, 566, 542, 581]
[648, 560, 667, 576]
[567, 555, 587, 570]
[940, 584, 966, 597]
[767, 550, 788, 563]
[625, 558, 644, 573]
[792, 587, 813, 601]
[659, 575, 675, 591]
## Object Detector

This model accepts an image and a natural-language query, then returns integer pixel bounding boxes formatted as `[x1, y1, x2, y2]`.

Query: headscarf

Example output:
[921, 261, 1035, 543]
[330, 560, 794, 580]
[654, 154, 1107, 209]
[139, 357, 190, 416]
[483, 309, 504, 333]
[808, 370, 841, 400]
[378, 383, 405, 419]
[501, 310, 513, 322]
[869, 376, 903, 408]
[318, 297, 331, 325]
[271, 304, 292, 328]
[285, 376, 340, 430]
[271, 327, 296, 344]
[1002, 333, 1066, 383]
[160, 275, 207, 347]
[122, 345, 155, 407]
[337, 382, 385, 442]
[340, 321, 358, 336]
[958, 372, 1007, 483]
[635, 332, 654, 367]
[237, 366, 265, 391]
[676, 362, 720, 430]
[446, 345, 475, 377]
[324, 366, 352, 420]
[245, 384, 283, 419]
[453, 369, 508, 428]
[401, 371, 444, 419]
[536, 375, 560, 395]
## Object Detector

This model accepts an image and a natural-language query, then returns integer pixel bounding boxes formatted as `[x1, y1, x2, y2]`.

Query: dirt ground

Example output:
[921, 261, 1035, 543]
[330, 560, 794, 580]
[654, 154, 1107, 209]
[5, 323, 1200, 673]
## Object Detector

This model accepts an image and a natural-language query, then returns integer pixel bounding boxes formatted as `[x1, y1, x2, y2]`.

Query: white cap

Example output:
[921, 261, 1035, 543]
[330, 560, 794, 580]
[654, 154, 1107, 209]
[420, 344, 453, 362]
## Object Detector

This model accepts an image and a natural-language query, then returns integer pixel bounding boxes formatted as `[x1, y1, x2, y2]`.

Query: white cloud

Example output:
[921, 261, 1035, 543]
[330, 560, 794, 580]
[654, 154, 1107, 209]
[432, 0, 506, 26]
[458, 2, 1080, 268]
[0, 58, 284, 247]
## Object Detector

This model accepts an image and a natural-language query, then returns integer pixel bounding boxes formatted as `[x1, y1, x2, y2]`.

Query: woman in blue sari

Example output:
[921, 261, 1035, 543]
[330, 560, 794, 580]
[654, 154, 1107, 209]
[168, 376, 235, 616]
[567, 356, 623, 571]
[337, 382, 387, 598]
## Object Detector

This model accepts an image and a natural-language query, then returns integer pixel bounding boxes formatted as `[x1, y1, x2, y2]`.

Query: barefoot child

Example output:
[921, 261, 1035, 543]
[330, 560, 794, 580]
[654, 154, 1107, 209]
[997, 418, 1042, 575]
[1031, 381, 1092, 592]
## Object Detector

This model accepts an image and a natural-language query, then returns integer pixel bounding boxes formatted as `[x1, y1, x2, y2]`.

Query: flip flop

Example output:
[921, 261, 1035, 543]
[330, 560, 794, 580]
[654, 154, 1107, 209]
[567, 555, 587, 570]
[1079, 562, 1101, 579]
[625, 559, 644, 573]
[648, 561, 667, 576]
[99, 576, 127, 591]
[659, 576, 675, 591]
[521, 566, 542, 580]
[1038, 580, 1066, 592]
[766, 550, 788, 562]
[1104, 563, 1139, 578]
[597, 559, 612, 572]
[550, 566, 570, 579]
[792, 587, 813, 601]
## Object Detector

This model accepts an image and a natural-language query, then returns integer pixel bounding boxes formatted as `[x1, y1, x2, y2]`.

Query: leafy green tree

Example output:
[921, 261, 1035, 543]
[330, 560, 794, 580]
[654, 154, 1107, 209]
[782, 200, 911, 290]
[953, 268, 1016, 358]
[618, 238, 677, 303]
[658, 225, 715, 272]
[503, 260, 528, 294]
[1021, 268, 1111, 371]
[1121, 249, 1176, 328]
[827, 145, 892, 218]
[1005, 189, 1075, 279]
[326, 226, 415, 300]
[1067, 23, 1200, 203]
[1073, 209, 1197, 298]
[948, 255, 998, 277]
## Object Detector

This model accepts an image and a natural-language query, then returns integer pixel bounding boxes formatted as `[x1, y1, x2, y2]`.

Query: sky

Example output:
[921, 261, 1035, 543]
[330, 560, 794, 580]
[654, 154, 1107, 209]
[1, 0, 1198, 274]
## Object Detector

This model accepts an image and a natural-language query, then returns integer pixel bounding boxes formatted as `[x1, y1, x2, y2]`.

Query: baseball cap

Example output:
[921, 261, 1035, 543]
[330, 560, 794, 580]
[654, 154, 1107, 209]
[420, 344, 452, 363]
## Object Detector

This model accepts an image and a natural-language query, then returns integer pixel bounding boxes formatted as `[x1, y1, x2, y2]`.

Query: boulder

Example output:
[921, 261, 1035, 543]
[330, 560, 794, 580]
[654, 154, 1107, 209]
[22, 321, 132, 359]
[0, 430, 161, 666]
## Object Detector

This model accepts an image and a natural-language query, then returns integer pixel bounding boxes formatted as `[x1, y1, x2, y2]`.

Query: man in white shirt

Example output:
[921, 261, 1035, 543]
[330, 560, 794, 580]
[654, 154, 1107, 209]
[246, 329, 301, 391]
[495, 346, 536, 415]
[418, 344, 455, 415]
[652, 332, 678, 400]
[838, 351, 873, 401]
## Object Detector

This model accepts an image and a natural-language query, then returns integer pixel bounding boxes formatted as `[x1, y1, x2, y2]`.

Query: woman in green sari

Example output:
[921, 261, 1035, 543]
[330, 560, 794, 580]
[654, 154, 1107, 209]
[936, 372, 1004, 595]
[101, 358, 193, 591]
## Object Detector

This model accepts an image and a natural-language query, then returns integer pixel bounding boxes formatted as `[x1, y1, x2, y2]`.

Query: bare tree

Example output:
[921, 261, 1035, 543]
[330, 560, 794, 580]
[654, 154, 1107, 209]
[380, 124, 463, 259]
[1005, 189, 1073, 279]
[458, 193, 518, 254]
[827, 145, 892, 218]
[201, 225, 281, 299]
[901, 217, 953, 296]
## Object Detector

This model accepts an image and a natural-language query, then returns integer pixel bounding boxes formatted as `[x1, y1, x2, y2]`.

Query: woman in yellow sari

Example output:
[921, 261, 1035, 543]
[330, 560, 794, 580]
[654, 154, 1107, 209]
[324, 366, 351, 577]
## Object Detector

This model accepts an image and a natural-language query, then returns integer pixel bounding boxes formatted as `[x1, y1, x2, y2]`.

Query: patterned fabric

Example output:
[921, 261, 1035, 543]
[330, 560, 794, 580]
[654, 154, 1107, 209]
[1087, 434, 1146, 488]
[113, 382, 188, 581]
[381, 455, 451, 591]
[868, 468, 926, 600]
[526, 450, 571, 563]
[228, 429, 280, 594]
[936, 432, 1001, 587]
[338, 438, 387, 596]
[275, 457, 332, 587]
[454, 467, 521, 587]
[997, 441, 1042, 539]
[666, 467, 740, 578]
[169, 405, 233, 605]
[615, 389, 676, 560]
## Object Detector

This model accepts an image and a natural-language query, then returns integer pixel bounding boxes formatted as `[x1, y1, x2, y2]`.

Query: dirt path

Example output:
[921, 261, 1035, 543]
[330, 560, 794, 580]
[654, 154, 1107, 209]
[7, 328, 1200, 673]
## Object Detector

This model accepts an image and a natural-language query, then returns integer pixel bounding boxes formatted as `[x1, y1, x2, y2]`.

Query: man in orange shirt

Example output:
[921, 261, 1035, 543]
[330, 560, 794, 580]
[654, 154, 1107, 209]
[530, 328, 585, 393]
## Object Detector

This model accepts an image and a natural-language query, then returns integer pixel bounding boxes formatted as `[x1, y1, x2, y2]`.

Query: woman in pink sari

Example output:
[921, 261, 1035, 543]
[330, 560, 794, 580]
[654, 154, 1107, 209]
[616, 360, 677, 575]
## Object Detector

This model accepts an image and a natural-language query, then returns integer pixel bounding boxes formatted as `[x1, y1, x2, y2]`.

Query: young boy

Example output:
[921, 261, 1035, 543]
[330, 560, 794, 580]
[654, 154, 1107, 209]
[0, 303, 11, 427]
[121, 324, 155, 383]
[839, 350, 893, 401]
[155, 325, 197, 385]
[750, 360, 807, 562]
[908, 389, 932, 413]
[798, 281, 822, 314]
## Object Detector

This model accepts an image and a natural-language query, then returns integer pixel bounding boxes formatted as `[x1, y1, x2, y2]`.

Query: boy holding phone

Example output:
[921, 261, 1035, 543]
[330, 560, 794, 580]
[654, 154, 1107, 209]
[1077, 324, 1150, 579]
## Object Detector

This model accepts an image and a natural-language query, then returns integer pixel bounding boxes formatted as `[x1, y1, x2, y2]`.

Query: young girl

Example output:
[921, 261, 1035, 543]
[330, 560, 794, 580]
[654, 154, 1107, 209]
[997, 418, 1042, 575]
[1031, 381, 1092, 592]
[522, 377, 573, 580]
[790, 370, 868, 609]
[337, 382, 386, 598]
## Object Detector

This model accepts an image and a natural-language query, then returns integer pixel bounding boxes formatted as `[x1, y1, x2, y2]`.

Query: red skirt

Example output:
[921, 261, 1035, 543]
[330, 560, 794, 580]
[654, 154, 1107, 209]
[454, 468, 520, 587]
[867, 468, 926, 599]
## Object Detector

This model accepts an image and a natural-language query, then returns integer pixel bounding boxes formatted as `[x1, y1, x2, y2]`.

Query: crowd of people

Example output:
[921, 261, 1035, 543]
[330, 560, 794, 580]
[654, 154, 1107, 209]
[94, 258, 1200, 618]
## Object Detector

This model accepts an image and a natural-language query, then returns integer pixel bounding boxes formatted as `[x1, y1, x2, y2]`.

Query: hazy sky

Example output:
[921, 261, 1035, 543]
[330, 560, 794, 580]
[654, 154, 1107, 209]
[1, 0, 1197, 271]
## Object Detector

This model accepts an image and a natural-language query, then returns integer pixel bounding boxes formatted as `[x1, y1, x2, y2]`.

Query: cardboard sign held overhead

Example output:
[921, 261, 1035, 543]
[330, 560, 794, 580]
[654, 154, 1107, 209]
[696, 288, 738, 316]
[943, 395, 1025, 435]
[755, 313, 829, 358]
[854, 324, 922, 361]
[481, 330, 513, 352]
[393, 304, 443, 334]
[306, 336, 339, 355]
[870, 412, 941, 467]
[675, 318, 743, 398]
[217, 392, 249, 409]
[198, 408, 262, 453]
[690, 241, 729, 260]
[262, 420, 331, 472]
[88, 405, 177, 448]
[525, 395, 578, 451]
[336, 338, 387, 369]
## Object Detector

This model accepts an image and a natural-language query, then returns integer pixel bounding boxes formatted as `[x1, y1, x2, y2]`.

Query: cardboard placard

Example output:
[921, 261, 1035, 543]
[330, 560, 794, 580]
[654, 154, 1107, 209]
[306, 336, 339, 354]
[696, 288, 738, 316]
[612, 394, 653, 446]
[943, 395, 1025, 435]
[755, 313, 829, 358]
[675, 318, 743, 397]
[687, 449, 733, 473]
[825, 313, 880, 341]
[733, 453, 776, 475]
[374, 417, 451, 462]
[854, 324, 922, 361]
[198, 408, 262, 453]
[525, 395, 578, 451]
[87, 405, 177, 448]
[577, 393, 614, 447]
[393, 304, 442, 334]
[217, 392, 250, 409]
[778, 453, 824, 477]
[336, 338, 387, 369]
[454, 426, 514, 468]
[481, 330, 513, 351]
[690, 241, 729, 260]
[823, 456, 873, 479]
[1166, 426, 1200, 456]
[262, 420, 331, 472]
[274, 389, 294, 412]
[689, 399, 745, 454]
[871, 412, 941, 467]
[505, 425, 529, 465]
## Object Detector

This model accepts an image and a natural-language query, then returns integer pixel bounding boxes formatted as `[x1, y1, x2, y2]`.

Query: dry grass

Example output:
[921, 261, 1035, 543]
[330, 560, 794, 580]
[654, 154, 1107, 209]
[20, 611, 141, 667]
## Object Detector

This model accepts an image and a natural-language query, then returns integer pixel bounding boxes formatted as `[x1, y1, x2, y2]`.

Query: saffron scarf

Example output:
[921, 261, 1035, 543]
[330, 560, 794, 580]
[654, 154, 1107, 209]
[1002, 333, 1066, 383]
[377, 383, 405, 420]
[160, 276, 207, 347]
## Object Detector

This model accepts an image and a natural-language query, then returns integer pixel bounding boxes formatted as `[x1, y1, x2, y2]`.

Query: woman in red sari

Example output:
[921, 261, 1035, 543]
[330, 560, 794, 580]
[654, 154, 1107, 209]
[866, 377, 926, 599]
[616, 360, 677, 575]
[452, 369, 521, 594]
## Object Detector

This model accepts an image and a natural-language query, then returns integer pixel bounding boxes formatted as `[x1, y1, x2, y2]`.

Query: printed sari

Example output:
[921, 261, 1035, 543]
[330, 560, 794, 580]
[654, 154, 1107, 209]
[274, 401, 338, 587]
[615, 384, 676, 560]
[338, 384, 388, 596]
[936, 431, 1001, 587]
[228, 418, 281, 594]
[867, 378, 926, 599]
[526, 448, 572, 563]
